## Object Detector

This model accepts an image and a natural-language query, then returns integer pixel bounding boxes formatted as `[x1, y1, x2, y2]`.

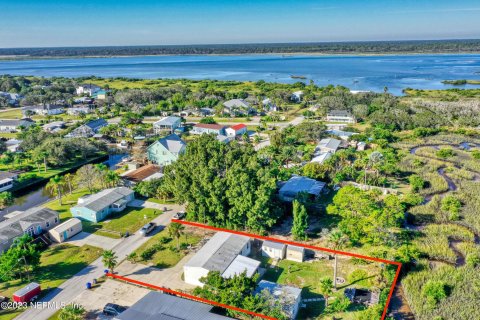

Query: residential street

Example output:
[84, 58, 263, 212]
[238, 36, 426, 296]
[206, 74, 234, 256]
[14, 205, 183, 320]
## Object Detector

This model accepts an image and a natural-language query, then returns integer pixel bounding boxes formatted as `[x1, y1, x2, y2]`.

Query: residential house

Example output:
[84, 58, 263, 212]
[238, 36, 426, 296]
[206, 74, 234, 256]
[73, 97, 94, 104]
[286, 245, 305, 262]
[70, 187, 135, 223]
[22, 104, 64, 116]
[122, 164, 162, 186]
[92, 90, 108, 100]
[76, 84, 101, 96]
[279, 175, 327, 202]
[190, 123, 227, 136]
[255, 280, 302, 319]
[183, 232, 259, 287]
[0, 119, 35, 132]
[147, 134, 186, 166]
[326, 110, 356, 123]
[0, 171, 18, 192]
[196, 107, 214, 117]
[357, 141, 367, 151]
[0, 207, 59, 253]
[223, 99, 254, 116]
[326, 129, 359, 141]
[42, 121, 65, 132]
[66, 105, 93, 115]
[48, 218, 82, 243]
[291, 91, 303, 103]
[262, 240, 286, 260]
[262, 98, 278, 113]
[114, 291, 231, 320]
[0, 92, 22, 105]
[216, 135, 233, 144]
[310, 152, 332, 164]
[153, 116, 182, 134]
[65, 118, 107, 138]
[5, 139, 22, 152]
[316, 138, 341, 154]
[225, 124, 247, 137]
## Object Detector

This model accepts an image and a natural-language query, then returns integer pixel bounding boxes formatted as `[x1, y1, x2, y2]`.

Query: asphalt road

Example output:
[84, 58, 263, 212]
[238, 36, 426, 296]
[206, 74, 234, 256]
[14, 205, 182, 320]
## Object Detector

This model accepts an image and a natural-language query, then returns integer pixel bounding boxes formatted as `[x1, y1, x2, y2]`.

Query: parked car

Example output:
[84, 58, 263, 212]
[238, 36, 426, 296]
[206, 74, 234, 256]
[139, 222, 156, 236]
[173, 211, 185, 220]
[103, 303, 127, 316]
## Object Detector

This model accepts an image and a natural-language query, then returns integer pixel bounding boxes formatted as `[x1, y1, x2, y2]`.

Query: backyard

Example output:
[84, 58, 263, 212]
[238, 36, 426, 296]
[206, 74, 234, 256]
[0, 244, 103, 320]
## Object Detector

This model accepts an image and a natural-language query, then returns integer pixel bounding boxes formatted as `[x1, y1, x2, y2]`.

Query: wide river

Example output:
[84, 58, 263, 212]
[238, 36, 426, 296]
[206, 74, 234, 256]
[1, 54, 480, 95]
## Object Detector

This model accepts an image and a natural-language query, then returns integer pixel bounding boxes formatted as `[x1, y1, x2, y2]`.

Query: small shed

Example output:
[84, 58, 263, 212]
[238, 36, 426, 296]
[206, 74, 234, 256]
[261, 240, 286, 260]
[286, 245, 305, 262]
[48, 218, 82, 243]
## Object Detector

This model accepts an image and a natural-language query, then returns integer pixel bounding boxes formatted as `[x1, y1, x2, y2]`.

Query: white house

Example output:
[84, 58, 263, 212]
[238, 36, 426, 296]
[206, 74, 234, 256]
[190, 123, 226, 135]
[225, 124, 247, 137]
[76, 84, 101, 96]
[0, 171, 17, 192]
[183, 232, 259, 287]
[0, 119, 35, 132]
[262, 240, 286, 260]
[22, 104, 64, 116]
[66, 105, 93, 115]
[326, 110, 356, 123]
[153, 116, 182, 134]
[286, 245, 305, 262]
[48, 218, 82, 243]
[5, 139, 22, 152]
[291, 91, 303, 103]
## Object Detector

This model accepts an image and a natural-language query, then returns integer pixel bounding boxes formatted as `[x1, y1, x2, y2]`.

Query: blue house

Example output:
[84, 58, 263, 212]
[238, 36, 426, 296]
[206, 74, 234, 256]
[70, 187, 134, 223]
[147, 134, 186, 166]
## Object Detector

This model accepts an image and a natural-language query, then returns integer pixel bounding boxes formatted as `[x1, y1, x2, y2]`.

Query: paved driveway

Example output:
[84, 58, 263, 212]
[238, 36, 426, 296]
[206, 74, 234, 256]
[66, 232, 122, 251]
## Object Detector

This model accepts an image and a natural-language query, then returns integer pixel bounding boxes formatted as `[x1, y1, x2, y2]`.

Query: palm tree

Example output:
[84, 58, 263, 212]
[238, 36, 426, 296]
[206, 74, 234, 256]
[58, 304, 86, 320]
[168, 222, 185, 250]
[64, 173, 75, 194]
[319, 277, 333, 307]
[46, 175, 66, 205]
[328, 229, 348, 290]
[102, 250, 118, 274]
[368, 151, 384, 184]
[105, 171, 121, 188]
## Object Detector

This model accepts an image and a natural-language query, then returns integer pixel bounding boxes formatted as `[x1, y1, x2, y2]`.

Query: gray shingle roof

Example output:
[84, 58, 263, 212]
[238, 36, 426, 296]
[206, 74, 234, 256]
[328, 109, 353, 117]
[223, 99, 251, 109]
[156, 134, 186, 154]
[185, 232, 250, 274]
[115, 292, 231, 320]
[0, 119, 35, 127]
[0, 207, 59, 242]
[74, 187, 133, 212]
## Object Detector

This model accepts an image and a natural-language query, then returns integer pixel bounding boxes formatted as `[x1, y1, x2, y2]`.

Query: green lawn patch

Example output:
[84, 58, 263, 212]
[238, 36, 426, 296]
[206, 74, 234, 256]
[44, 188, 90, 221]
[0, 108, 22, 119]
[83, 207, 163, 239]
[133, 228, 201, 268]
[0, 244, 103, 320]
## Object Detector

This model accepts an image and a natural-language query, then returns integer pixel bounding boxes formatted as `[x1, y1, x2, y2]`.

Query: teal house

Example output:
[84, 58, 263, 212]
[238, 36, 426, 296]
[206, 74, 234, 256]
[70, 187, 134, 223]
[147, 134, 186, 166]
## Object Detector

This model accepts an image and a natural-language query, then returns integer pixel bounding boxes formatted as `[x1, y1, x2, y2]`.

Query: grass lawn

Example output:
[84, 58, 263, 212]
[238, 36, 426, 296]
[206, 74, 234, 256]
[133, 227, 202, 268]
[0, 132, 17, 139]
[45, 188, 90, 221]
[0, 244, 103, 320]
[83, 207, 163, 239]
[0, 108, 22, 119]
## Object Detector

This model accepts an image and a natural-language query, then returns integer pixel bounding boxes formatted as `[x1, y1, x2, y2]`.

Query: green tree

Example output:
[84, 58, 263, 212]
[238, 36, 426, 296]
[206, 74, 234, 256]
[46, 175, 66, 205]
[199, 117, 216, 124]
[0, 234, 40, 281]
[319, 277, 333, 307]
[0, 191, 14, 209]
[408, 175, 425, 192]
[58, 304, 86, 320]
[291, 200, 308, 240]
[167, 222, 185, 250]
[102, 250, 118, 274]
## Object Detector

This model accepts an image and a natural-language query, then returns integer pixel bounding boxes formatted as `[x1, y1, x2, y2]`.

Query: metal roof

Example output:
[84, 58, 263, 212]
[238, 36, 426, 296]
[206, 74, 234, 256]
[73, 187, 133, 212]
[115, 291, 231, 320]
[317, 138, 341, 152]
[154, 116, 181, 127]
[13, 282, 40, 298]
[221, 255, 260, 279]
[185, 232, 250, 274]
[50, 218, 82, 233]
[310, 152, 332, 164]
[279, 175, 326, 197]
[262, 240, 286, 250]
[255, 280, 302, 318]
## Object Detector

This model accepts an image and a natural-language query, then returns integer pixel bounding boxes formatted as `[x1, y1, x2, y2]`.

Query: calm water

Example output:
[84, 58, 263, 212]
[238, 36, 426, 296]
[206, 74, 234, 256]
[1, 54, 480, 95]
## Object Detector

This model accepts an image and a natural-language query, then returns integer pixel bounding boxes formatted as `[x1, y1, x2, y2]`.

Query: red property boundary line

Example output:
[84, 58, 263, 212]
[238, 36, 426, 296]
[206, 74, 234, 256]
[171, 219, 402, 320]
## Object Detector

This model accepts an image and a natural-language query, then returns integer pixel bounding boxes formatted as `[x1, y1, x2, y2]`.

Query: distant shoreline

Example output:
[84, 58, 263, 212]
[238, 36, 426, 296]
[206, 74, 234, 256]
[1, 51, 480, 61]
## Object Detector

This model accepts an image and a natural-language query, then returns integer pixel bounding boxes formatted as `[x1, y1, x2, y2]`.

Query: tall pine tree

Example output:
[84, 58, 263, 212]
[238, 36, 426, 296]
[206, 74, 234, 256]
[291, 199, 308, 240]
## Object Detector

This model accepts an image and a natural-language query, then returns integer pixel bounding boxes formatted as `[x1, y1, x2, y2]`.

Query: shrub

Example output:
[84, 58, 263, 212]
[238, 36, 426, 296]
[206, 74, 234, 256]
[326, 296, 351, 313]
[158, 236, 172, 244]
[467, 253, 480, 268]
[422, 280, 447, 308]
[140, 247, 156, 260]
[471, 150, 480, 160]
[409, 175, 426, 192]
[436, 148, 455, 159]
[348, 269, 369, 285]
[441, 195, 462, 214]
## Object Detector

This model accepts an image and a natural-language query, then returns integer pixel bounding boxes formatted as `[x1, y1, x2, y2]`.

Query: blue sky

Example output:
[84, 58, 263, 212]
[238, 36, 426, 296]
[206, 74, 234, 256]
[1, 0, 479, 48]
